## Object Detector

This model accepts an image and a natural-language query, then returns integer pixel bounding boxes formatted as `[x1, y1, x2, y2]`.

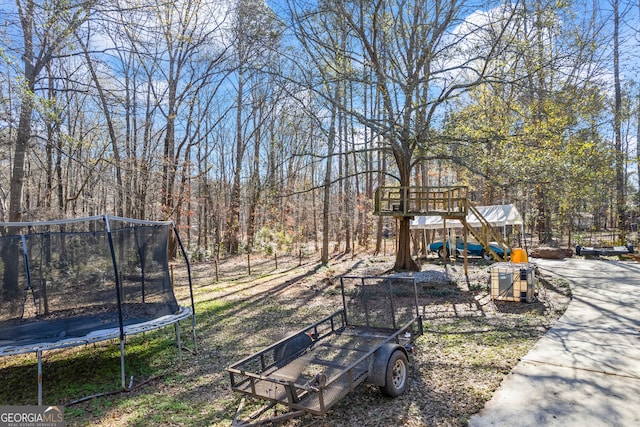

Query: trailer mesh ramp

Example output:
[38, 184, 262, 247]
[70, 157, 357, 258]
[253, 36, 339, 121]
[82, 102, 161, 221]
[342, 276, 420, 330]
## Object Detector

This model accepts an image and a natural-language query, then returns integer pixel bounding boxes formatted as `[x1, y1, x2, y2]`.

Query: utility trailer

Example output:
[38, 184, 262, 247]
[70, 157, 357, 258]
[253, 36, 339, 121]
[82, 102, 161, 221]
[227, 276, 423, 426]
[575, 245, 633, 257]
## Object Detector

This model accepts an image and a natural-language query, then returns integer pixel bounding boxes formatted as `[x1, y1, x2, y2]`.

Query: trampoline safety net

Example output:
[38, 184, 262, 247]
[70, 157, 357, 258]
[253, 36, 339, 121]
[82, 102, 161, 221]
[0, 216, 184, 348]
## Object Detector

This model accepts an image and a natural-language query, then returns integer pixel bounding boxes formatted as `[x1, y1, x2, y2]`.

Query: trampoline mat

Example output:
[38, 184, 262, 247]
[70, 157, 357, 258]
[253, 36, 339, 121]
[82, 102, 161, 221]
[0, 302, 178, 348]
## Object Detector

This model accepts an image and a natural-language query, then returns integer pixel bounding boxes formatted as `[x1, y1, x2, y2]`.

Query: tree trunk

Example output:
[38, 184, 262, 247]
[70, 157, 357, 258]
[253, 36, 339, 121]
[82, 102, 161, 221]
[393, 217, 419, 271]
[321, 89, 338, 264]
[246, 110, 262, 253]
[637, 85, 640, 219]
[374, 144, 386, 255]
[613, 0, 625, 240]
[342, 112, 352, 254]
[4, 51, 34, 299]
[226, 68, 244, 255]
[393, 150, 419, 271]
[78, 33, 124, 217]
[163, 86, 176, 219]
[10, 101, 32, 223]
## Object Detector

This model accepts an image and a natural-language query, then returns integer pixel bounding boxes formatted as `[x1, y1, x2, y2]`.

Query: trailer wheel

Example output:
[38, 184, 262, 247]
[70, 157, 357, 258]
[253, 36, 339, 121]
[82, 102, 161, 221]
[380, 350, 408, 397]
[274, 332, 313, 363]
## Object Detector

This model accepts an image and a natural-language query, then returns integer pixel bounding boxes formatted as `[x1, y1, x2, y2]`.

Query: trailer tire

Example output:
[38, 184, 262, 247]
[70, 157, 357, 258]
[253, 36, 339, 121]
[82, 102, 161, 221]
[274, 332, 313, 364]
[380, 350, 408, 397]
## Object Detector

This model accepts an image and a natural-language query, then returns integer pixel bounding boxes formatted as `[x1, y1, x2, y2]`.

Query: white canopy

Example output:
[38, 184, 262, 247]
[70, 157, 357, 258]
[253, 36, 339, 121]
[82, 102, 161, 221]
[410, 204, 523, 230]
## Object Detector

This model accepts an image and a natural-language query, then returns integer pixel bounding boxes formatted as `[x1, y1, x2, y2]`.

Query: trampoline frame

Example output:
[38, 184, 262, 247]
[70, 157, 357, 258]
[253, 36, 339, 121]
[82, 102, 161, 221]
[0, 215, 198, 405]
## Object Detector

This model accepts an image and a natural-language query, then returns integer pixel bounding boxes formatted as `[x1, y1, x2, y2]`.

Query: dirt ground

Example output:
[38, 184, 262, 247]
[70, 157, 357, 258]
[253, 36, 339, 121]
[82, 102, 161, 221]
[160, 252, 571, 427]
[18, 251, 571, 426]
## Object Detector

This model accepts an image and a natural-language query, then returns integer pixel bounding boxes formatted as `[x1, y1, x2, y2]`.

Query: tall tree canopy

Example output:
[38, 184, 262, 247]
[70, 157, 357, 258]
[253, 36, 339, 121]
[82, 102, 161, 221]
[0, 0, 637, 269]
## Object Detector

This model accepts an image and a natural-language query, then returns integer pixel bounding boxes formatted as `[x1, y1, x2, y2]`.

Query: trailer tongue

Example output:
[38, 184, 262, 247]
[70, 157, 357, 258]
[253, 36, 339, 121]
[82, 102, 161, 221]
[227, 276, 423, 425]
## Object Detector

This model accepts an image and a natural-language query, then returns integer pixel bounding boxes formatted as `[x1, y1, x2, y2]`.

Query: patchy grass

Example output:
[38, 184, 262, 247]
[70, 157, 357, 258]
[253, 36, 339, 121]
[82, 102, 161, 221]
[0, 254, 570, 426]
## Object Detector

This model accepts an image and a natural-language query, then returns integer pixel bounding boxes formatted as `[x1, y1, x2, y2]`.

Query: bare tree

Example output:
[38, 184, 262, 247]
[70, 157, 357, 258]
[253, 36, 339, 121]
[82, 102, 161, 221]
[612, 0, 625, 239]
[8, 0, 94, 223]
[289, 0, 520, 270]
[2, 0, 94, 301]
[225, 0, 279, 254]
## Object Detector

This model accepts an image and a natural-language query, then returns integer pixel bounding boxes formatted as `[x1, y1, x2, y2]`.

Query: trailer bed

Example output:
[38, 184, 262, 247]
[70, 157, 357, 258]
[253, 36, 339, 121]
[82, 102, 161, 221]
[231, 323, 414, 414]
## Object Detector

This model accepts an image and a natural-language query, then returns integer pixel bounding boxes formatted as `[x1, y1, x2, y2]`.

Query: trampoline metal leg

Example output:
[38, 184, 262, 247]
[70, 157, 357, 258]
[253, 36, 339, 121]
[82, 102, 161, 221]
[192, 328, 197, 355]
[37, 350, 42, 406]
[191, 315, 198, 354]
[175, 322, 183, 366]
[120, 339, 126, 390]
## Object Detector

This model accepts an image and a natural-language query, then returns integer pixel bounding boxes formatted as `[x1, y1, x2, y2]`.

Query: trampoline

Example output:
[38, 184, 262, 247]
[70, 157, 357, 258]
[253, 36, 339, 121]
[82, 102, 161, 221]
[0, 215, 196, 405]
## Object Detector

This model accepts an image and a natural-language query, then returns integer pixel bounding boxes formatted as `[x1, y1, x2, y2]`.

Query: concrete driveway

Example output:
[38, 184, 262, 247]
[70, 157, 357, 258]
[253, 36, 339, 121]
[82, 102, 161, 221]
[470, 257, 640, 427]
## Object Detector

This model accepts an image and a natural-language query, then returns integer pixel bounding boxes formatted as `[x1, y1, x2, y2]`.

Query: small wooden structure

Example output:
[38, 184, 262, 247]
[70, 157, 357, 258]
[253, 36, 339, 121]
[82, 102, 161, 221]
[374, 185, 468, 218]
[374, 186, 511, 273]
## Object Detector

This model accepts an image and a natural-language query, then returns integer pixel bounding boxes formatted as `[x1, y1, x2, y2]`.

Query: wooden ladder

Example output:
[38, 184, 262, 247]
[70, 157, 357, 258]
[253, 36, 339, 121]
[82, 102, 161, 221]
[462, 202, 512, 261]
